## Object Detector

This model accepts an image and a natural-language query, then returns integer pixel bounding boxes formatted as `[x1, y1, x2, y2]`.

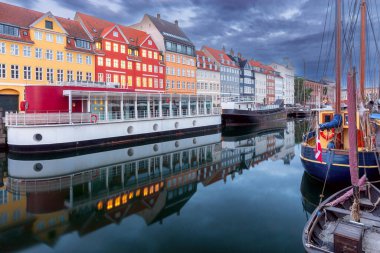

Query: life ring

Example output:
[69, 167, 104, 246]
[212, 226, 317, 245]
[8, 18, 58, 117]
[91, 114, 98, 123]
[320, 128, 335, 140]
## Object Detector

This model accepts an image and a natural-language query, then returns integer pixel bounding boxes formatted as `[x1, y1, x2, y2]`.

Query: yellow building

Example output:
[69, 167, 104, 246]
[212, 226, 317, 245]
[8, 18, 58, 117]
[0, 2, 95, 111]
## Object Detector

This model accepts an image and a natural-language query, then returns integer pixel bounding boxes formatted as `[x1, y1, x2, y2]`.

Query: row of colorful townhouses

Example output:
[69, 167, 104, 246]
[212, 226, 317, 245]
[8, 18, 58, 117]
[0, 2, 295, 113]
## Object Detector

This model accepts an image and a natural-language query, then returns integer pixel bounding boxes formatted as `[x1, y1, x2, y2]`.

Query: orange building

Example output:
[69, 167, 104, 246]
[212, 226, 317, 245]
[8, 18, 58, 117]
[132, 14, 197, 95]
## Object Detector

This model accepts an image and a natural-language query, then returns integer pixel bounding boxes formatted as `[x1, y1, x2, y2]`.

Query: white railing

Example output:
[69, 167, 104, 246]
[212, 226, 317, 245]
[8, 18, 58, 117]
[53, 81, 120, 88]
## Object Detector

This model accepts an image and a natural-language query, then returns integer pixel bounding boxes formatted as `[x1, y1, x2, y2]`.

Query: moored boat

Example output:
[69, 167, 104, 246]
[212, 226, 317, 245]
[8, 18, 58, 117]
[4, 83, 221, 153]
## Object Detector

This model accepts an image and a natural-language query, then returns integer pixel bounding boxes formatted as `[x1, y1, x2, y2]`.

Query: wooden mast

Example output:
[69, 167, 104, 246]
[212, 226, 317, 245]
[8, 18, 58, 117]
[336, 0, 342, 114]
[360, 0, 367, 102]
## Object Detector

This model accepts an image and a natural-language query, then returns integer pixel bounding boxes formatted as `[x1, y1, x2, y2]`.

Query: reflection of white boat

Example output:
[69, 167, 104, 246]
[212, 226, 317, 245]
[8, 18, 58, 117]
[7, 133, 221, 179]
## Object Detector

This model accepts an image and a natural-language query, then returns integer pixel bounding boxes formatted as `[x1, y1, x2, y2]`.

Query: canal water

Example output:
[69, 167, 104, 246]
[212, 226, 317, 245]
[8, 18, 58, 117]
[0, 120, 343, 253]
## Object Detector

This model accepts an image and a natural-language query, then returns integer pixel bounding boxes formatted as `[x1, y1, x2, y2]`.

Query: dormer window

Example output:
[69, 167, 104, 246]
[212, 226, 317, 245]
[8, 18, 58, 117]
[45, 20, 53, 29]
[0, 24, 19, 37]
[113, 31, 118, 37]
[75, 39, 90, 49]
[148, 40, 152, 45]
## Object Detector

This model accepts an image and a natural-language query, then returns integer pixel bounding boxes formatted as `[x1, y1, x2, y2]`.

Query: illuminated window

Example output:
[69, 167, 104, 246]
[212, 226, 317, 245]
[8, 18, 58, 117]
[148, 78, 153, 87]
[113, 59, 119, 68]
[149, 185, 154, 194]
[153, 52, 158, 59]
[114, 74, 119, 84]
[129, 191, 134, 199]
[128, 61, 132, 70]
[148, 51, 152, 58]
[143, 187, 148, 196]
[122, 194, 127, 204]
[142, 49, 147, 57]
[113, 43, 118, 52]
[98, 73, 104, 82]
[121, 60, 125, 69]
[136, 189, 141, 197]
[114, 196, 120, 207]
[121, 75, 126, 87]
[142, 64, 147, 72]
[105, 42, 111, 51]
[97, 201, 103, 210]
[148, 65, 152, 72]
[98, 57, 103, 66]
[128, 76, 132, 87]
[155, 183, 159, 192]
[128, 48, 132, 55]
[136, 77, 141, 87]
[95, 42, 102, 50]
[120, 45, 125, 53]
[142, 77, 147, 87]
[136, 63, 141, 71]
[106, 58, 111, 67]
[107, 199, 113, 210]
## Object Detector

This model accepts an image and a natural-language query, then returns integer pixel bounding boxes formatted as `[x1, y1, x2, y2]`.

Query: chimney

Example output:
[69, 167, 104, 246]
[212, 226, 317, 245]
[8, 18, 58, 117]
[222, 45, 226, 53]
[174, 20, 178, 26]
[157, 13, 160, 19]
[230, 48, 234, 56]
[238, 52, 242, 58]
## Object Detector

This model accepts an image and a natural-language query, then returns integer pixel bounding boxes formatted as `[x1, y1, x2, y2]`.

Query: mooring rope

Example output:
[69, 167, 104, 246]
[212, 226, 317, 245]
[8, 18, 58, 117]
[320, 149, 335, 204]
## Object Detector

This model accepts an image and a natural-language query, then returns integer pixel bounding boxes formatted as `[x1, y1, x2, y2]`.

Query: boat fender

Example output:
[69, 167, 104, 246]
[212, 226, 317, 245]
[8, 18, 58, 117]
[320, 128, 335, 140]
[91, 114, 98, 123]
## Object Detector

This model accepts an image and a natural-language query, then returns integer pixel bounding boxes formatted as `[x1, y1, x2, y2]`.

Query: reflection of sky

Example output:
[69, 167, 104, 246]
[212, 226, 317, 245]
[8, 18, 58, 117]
[23, 144, 307, 253]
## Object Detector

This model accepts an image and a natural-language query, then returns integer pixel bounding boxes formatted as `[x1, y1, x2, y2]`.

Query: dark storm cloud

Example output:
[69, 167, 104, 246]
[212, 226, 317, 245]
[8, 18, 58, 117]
[6, 0, 379, 81]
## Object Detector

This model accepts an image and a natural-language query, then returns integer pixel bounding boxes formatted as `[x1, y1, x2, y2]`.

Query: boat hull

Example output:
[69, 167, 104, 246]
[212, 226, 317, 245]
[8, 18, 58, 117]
[300, 144, 380, 184]
[7, 115, 221, 154]
[222, 108, 287, 126]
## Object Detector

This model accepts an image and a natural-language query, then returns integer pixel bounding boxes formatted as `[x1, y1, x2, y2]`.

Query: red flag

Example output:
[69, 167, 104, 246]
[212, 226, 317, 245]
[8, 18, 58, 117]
[315, 132, 323, 162]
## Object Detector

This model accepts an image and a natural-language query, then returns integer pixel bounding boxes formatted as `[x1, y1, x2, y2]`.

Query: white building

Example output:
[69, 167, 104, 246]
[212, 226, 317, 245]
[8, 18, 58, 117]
[250, 60, 266, 104]
[270, 63, 295, 105]
[274, 74, 284, 100]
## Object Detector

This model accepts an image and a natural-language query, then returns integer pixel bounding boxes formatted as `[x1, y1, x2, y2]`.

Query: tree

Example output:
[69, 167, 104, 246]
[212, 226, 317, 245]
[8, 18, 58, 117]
[294, 77, 313, 105]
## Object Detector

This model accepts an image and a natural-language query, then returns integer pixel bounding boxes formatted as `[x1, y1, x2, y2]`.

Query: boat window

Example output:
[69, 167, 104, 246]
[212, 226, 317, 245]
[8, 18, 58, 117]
[323, 113, 333, 123]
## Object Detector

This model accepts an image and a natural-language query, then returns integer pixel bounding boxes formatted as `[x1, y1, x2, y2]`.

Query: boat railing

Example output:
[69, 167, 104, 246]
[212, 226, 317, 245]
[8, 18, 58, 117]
[52, 80, 121, 89]
[5, 112, 92, 126]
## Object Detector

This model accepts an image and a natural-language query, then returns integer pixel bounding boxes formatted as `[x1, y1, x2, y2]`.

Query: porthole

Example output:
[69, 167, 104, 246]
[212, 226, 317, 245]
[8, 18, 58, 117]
[33, 133, 42, 142]
[193, 138, 197, 144]
[153, 124, 158, 131]
[127, 126, 133, 134]
[33, 163, 43, 172]
[153, 144, 159, 152]
[192, 120, 196, 126]
[175, 122, 179, 129]
[127, 148, 134, 156]
[175, 141, 179, 148]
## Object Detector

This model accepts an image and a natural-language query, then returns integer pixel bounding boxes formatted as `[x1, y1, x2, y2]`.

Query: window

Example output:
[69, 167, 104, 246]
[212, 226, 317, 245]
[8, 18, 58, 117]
[0, 42, 5, 54]
[106, 58, 111, 67]
[142, 49, 147, 57]
[172, 55, 175, 62]
[67, 53, 73, 62]
[75, 39, 90, 49]
[154, 78, 158, 88]
[35, 67, 43, 80]
[113, 59, 118, 68]
[0, 24, 19, 37]
[177, 55, 181, 64]
[11, 65, 19, 79]
[106, 73, 111, 83]
[57, 69, 63, 82]
[159, 66, 163, 74]
[77, 71, 83, 81]
[121, 60, 126, 69]
[178, 81, 181, 89]
[142, 77, 147, 87]
[57, 51, 63, 61]
[23, 66, 31, 80]
[46, 33, 53, 42]
[121, 75, 126, 86]
[177, 68, 181, 77]
[154, 52, 158, 59]
[159, 79, 163, 88]
[56, 35, 63, 44]
[113, 43, 118, 52]
[148, 78, 153, 87]
[127, 76, 132, 87]
[148, 65, 152, 72]
[86, 56, 91, 65]
[66, 70, 73, 81]
[0, 64, 5, 78]
[128, 48, 132, 55]
[148, 51, 152, 58]
[47, 68, 53, 82]
[77, 54, 82, 64]
[166, 80, 170, 89]
[45, 49, 53, 60]
[34, 31, 42, 40]
[182, 69, 185, 77]
[86, 72, 92, 81]
[10, 44, 19, 55]
[98, 57, 103, 66]
[98, 73, 104, 82]
[166, 67, 170, 75]
[120, 45, 125, 54]
[113, 31, 118, 37]
[142, 64, 147, 72]
[136, 63, 140, 71]
[136, 77, 141, 87]
[45, 20, 53, 29]
[23, 46, 31, 57]
[105, 42, 111, 51]
[154, 66, 158, 73]
[166, 54, 170, 62]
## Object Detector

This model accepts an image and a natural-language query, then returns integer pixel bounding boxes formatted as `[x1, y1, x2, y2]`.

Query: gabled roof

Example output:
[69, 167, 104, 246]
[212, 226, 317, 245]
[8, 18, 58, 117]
[0, 2, 43, 28]
[75, 12, 115, 40]
[56, 17, 91, 41]
[119, 25, 150, 47]
[249, 59, 264, 68]
[203, 46, 239, 68]
[196, 50, 219, 72]
[145, 14, 194, 47]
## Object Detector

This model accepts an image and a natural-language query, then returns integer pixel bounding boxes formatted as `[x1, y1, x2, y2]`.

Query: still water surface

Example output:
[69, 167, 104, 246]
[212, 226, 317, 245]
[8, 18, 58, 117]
[0, 120, 341, 253]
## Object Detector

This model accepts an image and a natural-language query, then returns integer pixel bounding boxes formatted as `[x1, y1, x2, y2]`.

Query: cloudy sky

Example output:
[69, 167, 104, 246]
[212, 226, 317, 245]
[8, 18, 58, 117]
[5, 0, 380, 83]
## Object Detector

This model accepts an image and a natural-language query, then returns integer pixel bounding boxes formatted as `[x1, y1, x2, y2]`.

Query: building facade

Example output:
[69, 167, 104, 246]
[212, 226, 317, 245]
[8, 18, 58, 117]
[202, 46, 240, 99]
[0, 2, 95, 111]
[228, 51, 255, 100]
[303, 79, 323, 107]
[270, 63, 295, 105]
[249, 60, 266, 104]
[133, 14, 196, 95]
[196, 50, 220, 106]
[76, 12, 165, 93]
[264, 65, 275, 104]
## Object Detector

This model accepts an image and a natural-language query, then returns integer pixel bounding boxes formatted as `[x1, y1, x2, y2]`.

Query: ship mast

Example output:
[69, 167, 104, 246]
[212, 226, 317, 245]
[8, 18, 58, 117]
[360, 0, 366, 102]
[335, 0, 342, 114]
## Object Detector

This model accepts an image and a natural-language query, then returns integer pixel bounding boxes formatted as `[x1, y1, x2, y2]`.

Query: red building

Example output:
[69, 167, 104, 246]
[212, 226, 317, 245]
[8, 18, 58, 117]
[264, 65, 275, 104]
[75, 12, 165, 93]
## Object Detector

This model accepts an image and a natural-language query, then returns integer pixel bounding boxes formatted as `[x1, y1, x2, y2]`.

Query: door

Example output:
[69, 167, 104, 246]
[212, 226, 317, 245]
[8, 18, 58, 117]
[0, 94, 19, 117]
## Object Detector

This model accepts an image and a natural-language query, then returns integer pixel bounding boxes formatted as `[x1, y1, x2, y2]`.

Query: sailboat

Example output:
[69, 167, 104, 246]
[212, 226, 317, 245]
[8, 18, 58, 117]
[302, 67, 380, 252]
[300, 0, 380, 184]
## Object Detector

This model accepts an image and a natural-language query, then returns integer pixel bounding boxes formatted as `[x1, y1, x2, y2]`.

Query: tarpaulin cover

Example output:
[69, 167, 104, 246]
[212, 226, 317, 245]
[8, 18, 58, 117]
[319, 114, 342, 130]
